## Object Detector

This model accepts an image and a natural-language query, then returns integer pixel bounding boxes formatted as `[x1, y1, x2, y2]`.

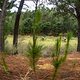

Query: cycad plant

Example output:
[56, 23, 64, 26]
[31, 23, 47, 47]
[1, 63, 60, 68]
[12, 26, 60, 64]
[52, 32, 72, 80]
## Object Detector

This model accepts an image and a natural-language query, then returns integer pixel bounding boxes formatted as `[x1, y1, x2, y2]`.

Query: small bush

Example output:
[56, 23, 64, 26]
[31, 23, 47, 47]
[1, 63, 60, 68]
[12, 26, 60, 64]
[52, 32, 72, 80]
[0, 53, 9, 74]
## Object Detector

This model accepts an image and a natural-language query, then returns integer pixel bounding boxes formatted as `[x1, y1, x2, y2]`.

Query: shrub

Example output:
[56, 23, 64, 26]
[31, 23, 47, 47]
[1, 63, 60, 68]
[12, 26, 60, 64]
[52, 32, 72, 80]
[27, 42, 43, 72]
[0, 53, 9, 74]
[26, 9, 43, 79]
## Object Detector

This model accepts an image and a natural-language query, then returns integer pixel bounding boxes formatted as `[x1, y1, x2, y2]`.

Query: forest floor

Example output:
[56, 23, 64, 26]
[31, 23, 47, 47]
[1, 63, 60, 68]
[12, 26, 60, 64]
[0, 52, 80, 80]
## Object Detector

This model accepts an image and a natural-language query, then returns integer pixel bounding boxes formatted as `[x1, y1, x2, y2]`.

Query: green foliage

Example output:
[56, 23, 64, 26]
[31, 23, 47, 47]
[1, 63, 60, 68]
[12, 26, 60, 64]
[0, 53, 9, 74]
[0, 0, 16, 10]
[39, 22, 51, 35]
[63, 32, 73, 60]
[27, 42, 43, 70]
[4, 7, 77, 36]
[52, 32, 72, 80]
[32, 10, 42, 34]
[1, 56, 9, 74]
[4, 40, 10, 54]
[26, 9, 43, 73]
[34, 10, 42, 25]
[4, 12, 15, 39]
[22, 18, 32, 34]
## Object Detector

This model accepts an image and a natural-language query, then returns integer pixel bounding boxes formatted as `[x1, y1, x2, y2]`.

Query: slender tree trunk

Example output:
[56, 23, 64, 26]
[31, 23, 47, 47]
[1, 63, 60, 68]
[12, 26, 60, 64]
[0, 0, 8, 52]
[13, 0, 25, 54]
[77, 16, 80, 52]
[75, 4, 80, 52]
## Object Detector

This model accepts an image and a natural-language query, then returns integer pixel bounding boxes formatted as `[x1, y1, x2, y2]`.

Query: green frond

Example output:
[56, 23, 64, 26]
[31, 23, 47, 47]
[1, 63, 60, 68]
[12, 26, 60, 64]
[52, 36, 61, 57]
[32, 10, 42, 28]
[34, 10, 42, 25]
[52, 32, 72, 80]
[27, 43, 44, 69]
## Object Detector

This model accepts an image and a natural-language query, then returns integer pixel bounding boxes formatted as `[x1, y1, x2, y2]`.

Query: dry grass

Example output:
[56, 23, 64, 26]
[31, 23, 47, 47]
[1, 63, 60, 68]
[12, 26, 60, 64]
[5, 35, 77, 55]
[0, 52, 80, 80]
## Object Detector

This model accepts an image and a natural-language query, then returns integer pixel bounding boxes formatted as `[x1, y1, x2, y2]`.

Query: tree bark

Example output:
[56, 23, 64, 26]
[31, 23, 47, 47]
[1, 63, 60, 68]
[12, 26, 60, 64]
[13, 0, 25, 54]
[75, 3, 80, 52]
[0, 0, 8, 52]
[77, 17, 80, 52]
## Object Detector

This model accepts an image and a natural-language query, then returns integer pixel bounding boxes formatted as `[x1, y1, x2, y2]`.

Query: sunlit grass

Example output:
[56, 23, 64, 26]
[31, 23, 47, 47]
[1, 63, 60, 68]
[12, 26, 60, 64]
[5, 35, 77, 54]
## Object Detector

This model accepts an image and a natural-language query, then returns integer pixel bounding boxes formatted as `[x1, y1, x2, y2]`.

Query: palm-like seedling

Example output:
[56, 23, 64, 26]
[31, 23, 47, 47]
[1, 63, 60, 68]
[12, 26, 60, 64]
[52, 32, 72, 80]
[26, 8, 43, 79]
[28, 9, 42, 71]
[27, 42, 43, 72]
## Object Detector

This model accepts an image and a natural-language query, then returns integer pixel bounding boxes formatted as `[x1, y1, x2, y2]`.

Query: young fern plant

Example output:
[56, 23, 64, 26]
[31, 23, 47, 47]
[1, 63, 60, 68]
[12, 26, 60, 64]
[52, 32, 72, 80]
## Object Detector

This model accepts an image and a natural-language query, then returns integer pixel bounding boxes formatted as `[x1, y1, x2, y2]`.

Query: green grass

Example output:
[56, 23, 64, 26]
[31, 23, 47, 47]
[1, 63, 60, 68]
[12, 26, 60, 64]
[5, 35, 77, 55]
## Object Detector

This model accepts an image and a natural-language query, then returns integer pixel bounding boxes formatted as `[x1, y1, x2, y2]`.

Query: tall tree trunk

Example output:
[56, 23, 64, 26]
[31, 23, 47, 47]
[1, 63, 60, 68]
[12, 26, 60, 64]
[13, 0, 25, 54]
[0, 0, 8, 52]
[77, 17, 80, 52]
[75, 4, 80, 52]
